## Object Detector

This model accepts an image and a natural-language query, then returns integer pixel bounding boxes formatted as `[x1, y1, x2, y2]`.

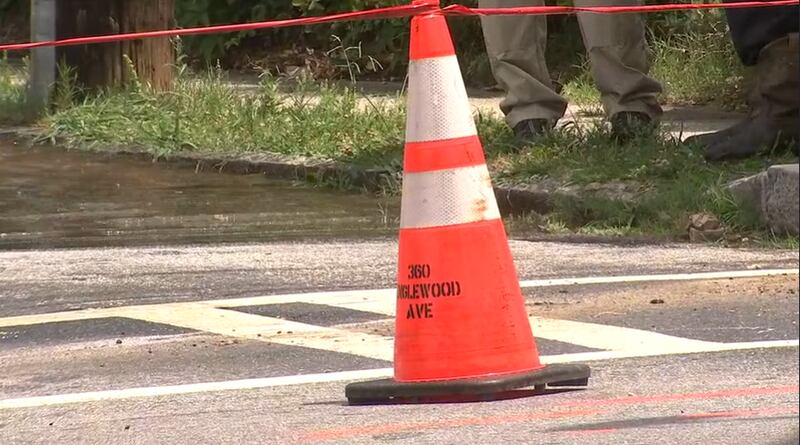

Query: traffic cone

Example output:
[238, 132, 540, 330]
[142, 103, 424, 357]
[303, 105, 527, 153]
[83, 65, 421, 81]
[345, 6, 590, 405]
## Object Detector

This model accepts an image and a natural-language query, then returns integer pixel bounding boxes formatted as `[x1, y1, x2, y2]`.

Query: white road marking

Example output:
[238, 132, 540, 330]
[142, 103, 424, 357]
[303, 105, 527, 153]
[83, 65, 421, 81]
[211, 289, 398, 316]
[530, 317, 720, 353]
[124, 304, 394, 361]
[539, 339, 800, 364]
[0, 368, 395, 411]
[0, 309, 115, 329]
[1, 340, 796, 411]
[1, 269, 795, 329]
[0, 269, 795, 363]
[0, 300, 743, 363]
[517, 269, 799, 288]
[206, 268, 800, 317]
[96, 309, 744, 361]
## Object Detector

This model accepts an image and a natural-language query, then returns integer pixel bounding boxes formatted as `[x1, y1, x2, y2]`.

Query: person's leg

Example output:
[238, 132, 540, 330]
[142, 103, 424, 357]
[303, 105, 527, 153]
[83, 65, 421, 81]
[479, 0, 567, 130]
[704, 31, 799, 161]
[725, 2, 799, 66]
[688, 3, 799, 160]
[574, 0, 663, 129]
[725, 2, 799, 118]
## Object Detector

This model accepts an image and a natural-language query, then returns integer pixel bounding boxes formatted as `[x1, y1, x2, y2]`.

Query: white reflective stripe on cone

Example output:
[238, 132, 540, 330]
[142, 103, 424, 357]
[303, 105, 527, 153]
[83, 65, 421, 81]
[405, 55, 477, 144]
[400, 164, 501, 229]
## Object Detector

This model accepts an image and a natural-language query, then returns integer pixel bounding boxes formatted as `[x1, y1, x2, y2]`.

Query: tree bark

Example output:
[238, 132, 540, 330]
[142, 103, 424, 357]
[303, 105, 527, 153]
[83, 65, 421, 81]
[57, 0, 175, 91]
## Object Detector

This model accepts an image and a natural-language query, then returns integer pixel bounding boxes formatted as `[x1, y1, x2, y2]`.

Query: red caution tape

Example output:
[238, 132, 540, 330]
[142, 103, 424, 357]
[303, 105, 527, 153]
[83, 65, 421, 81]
[1, 0, 797, 53]
[443, 0, 799, 17]
[0, 3, 436, 52]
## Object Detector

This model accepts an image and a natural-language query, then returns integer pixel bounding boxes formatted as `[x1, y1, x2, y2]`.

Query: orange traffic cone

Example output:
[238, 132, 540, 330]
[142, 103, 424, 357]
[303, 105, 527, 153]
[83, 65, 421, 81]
[345, 5, 590, 404]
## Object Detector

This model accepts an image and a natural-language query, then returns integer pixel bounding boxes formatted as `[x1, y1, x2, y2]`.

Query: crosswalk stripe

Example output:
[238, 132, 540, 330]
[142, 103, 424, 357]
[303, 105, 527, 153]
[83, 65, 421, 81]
[0, 269, 795, 363]
[2, 269, 795, 329]
[126, 304, 394, 362]
[530, 317, 720, 353]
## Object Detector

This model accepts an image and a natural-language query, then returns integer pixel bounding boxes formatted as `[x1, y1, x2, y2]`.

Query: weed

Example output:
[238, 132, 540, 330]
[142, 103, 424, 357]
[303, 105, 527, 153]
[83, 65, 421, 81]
[53, 62, 80, 110]
[650, 29, 745, 108]
[326, 36, 384, 84]
[560, 10, 745, 110]
[0, 55, 28, 125]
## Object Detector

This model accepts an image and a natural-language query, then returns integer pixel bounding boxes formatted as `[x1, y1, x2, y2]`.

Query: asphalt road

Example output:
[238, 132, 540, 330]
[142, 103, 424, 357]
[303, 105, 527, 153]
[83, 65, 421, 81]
[1, 241, 798, 445]
[2, 240, 797, 317]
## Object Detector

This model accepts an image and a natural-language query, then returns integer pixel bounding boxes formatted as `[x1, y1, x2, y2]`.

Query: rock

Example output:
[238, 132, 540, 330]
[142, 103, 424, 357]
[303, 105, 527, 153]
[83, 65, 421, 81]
[727, 164, 799, 236]
[688, 213, 722, 231]
[727, 172, 766, 219]
[687, 213, 726, 242]
[689, 227, 726, 243]
[762, 164, 799, 236]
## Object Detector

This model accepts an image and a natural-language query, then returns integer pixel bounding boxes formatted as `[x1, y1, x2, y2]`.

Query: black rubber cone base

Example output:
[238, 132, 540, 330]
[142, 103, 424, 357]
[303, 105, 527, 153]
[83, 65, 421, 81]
[346, 364, 590, 405]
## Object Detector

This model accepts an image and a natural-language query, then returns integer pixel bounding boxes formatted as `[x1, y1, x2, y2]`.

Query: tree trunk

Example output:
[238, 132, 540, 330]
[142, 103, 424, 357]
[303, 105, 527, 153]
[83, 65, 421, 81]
[57, 0, 175, 91]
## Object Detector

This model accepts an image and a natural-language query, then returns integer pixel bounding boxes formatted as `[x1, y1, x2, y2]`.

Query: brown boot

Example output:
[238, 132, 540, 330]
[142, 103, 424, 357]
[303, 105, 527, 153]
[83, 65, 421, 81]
[686, 34, 800, 158]
[703, 33, 799, 161]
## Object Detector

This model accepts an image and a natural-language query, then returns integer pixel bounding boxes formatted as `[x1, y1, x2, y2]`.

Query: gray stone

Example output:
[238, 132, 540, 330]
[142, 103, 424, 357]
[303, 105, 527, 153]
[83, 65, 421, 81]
[726, 164, 799, 236]
[762, 164, 799, 236]
[727, 171, 766, 219]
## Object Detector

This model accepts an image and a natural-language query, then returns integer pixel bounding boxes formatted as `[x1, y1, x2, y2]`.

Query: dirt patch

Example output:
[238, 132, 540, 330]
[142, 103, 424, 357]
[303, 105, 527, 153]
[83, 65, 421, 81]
[525, 275, 799, 320]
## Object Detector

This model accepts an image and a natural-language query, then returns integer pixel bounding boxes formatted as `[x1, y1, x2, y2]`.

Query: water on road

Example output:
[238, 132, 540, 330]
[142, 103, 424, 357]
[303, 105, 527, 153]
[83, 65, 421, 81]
[0, 138, 402, 249]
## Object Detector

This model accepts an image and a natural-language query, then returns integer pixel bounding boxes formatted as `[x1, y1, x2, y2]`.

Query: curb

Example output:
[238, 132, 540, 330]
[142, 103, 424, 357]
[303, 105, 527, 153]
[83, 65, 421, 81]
[728, 164, 800, 236]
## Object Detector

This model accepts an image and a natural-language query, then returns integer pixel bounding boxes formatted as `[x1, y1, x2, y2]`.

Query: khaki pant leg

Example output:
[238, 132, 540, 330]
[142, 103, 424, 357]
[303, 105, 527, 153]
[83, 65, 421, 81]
[574, 0, 663, 121]
[479, 0, 567, 126]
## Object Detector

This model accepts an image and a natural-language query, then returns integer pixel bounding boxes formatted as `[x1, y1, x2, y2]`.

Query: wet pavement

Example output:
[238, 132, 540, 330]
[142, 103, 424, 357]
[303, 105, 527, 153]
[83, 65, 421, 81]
[0, 137, 400, 250]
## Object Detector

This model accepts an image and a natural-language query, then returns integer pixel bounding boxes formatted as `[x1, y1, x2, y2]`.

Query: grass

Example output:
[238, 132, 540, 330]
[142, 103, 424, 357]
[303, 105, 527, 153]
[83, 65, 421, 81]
[649, 26, 746, 109]
[560, 10, 746, 110]
[478, 114, 797, 238]
[0, 56, 29, 125]
[45, 68, 407, 168]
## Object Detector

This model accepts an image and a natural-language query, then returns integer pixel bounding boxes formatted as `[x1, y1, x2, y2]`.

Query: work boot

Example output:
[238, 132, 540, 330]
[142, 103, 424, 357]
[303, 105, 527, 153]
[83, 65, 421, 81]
[683, 118, 753, 149]
[701, 33, 800, 161]
[705, 113, 798, 161]
[684, 61, 764, 149]
[610, 111, 657, 143]
[512, 118, 555, 147]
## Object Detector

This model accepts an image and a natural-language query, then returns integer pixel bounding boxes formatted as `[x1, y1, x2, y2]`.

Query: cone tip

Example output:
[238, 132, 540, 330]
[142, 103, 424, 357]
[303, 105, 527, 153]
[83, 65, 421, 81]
[409, 14, 456, 61]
